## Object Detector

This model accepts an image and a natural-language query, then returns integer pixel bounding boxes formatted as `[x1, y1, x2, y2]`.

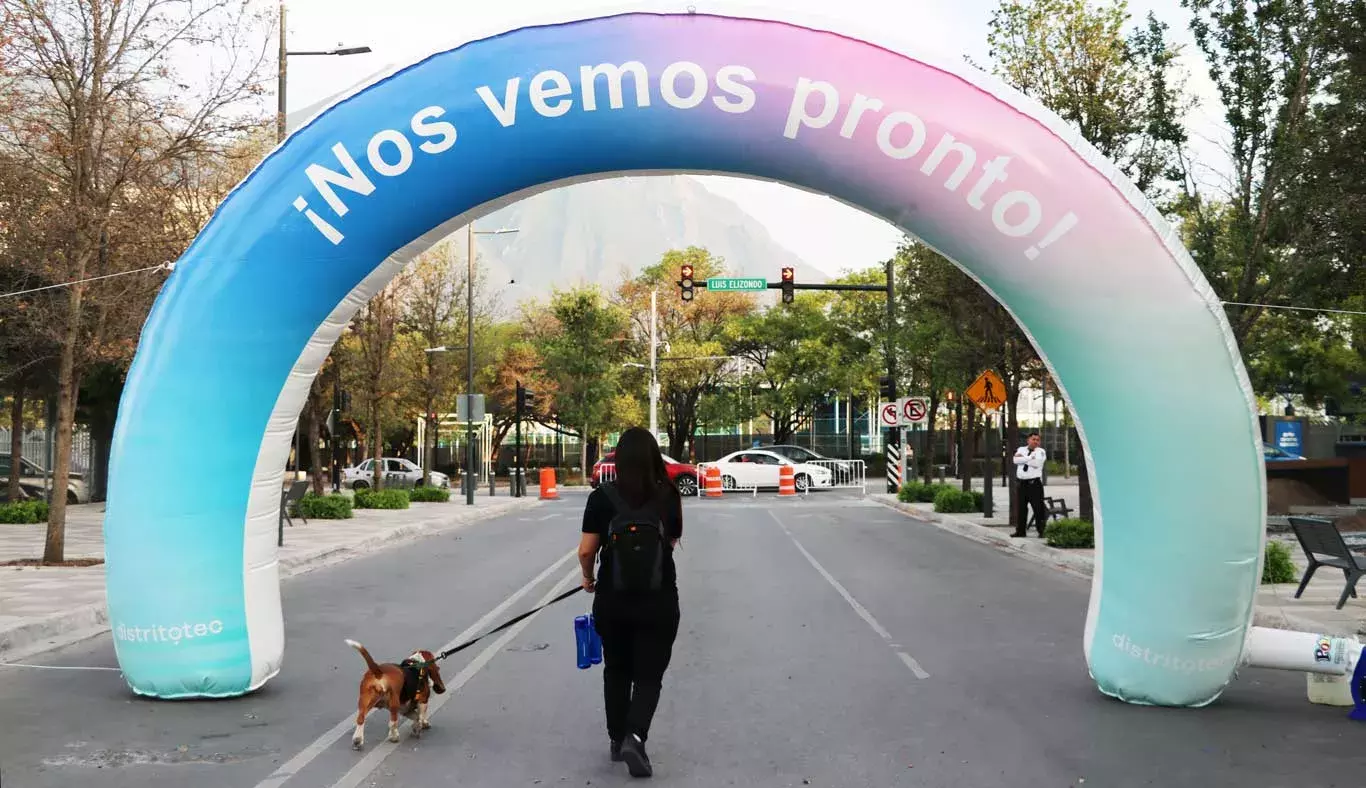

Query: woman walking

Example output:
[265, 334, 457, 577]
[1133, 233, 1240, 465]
[577, 426, 683, 778]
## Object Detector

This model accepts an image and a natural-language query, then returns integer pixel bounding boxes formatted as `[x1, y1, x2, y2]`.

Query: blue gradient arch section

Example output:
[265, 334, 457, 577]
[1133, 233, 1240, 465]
[104, 6, 1265, 705]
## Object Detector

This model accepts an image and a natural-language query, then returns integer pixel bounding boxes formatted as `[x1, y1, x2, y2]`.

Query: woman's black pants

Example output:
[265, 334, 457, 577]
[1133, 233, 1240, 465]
[592, 591, 680, 743]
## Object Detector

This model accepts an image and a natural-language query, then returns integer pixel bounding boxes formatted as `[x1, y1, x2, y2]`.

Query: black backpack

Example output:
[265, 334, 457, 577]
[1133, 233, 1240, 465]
[599, 483, 666, 593]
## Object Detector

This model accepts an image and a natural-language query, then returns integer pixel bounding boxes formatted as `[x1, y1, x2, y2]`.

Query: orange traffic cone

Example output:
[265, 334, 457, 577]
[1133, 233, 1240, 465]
[539, 467, 559, 500]
[778, 465, 797, 497]
[705, 465, 723, 498]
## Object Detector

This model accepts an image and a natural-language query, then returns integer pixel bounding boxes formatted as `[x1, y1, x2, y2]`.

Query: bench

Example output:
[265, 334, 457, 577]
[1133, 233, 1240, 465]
[1289, 515, 1364, 610]
[1043, 496, 1072, 520]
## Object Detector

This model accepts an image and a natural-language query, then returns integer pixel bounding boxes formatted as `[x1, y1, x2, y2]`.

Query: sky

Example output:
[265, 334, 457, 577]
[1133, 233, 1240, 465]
[276, 0, 1232, 278]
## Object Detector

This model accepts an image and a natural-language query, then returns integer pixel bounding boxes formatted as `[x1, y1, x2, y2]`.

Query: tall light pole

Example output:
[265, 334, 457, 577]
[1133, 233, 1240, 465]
[649, 288, 659, 437]
[277, 2, 371, 144]
[465, 223, 517, 505]
[277, 1, 369, 485]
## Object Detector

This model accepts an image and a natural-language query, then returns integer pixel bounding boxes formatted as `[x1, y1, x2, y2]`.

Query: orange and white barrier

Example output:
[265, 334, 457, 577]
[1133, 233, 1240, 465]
[778, 465, 797, 497]
[704, 465, 723, 498]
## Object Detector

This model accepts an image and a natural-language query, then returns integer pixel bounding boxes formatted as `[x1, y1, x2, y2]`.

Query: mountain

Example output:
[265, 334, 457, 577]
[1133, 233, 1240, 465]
[472, 175, 827, 314]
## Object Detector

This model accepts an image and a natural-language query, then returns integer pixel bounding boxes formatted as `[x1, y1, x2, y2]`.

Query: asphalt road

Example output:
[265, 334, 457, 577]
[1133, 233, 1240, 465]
[0, 489, 1360, 788]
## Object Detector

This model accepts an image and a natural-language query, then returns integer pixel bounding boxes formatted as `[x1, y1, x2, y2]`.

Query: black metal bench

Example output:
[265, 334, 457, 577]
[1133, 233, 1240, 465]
[1289, 515, 1365, 610]
[1043, 496, 1072, 520]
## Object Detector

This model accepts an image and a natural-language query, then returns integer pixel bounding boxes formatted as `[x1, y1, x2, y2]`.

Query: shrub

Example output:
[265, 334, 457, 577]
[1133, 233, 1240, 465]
[933, 488, 979, 514]
[354, 488, 410, 510]
[0, 500, 48, 524]
[1262, 541, 1297, 585]
[296, 493, 353, 519]
[898, 481, 926, 502]
[1044, 518, 1094, 548]
[969, 490, 984, 511]
[409, 485, 450, 503]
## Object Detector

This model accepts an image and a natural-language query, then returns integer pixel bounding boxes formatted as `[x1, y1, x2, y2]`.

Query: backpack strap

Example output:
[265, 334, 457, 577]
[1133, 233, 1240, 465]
[599, 482, 627, 514]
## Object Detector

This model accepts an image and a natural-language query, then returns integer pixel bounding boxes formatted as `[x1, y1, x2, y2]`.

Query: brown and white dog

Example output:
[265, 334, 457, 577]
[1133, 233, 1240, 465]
[345, 639, 446, 750]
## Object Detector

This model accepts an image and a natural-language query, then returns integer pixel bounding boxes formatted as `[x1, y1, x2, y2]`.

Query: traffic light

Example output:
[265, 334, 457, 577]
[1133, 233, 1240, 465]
[780, 266, 795, 304]
[879, 375, 895, 400]
[679, 264, 695, 302]
[516, 381, 536, 413]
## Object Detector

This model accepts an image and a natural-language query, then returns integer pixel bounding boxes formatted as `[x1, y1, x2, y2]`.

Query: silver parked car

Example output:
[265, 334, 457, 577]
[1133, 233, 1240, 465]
[0, 453, 90, 504]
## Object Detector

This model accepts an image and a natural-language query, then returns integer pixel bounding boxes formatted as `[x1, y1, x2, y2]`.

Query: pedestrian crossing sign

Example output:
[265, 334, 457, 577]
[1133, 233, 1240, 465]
[965, 369, 1006, 413]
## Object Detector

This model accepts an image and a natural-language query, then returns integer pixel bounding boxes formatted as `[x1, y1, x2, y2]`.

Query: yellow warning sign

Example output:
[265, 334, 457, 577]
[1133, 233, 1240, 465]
[965, 369, 1006, 413]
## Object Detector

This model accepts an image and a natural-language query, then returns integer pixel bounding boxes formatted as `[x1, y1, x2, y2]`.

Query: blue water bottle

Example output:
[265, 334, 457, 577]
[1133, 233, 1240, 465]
[587, 614, 603, 665]
[574, 615, 593, 670]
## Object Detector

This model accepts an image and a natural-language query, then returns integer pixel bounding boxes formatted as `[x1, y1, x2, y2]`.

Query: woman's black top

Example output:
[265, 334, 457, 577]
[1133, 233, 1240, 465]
[581, 482, 682, 594]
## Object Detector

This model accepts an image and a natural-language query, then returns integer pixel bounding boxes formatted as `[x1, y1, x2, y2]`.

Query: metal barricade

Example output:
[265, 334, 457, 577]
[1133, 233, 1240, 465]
[800, 459, 866, 493]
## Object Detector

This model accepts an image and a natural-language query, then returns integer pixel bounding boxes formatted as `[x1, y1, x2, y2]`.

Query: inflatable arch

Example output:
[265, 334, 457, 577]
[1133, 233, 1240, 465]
[105, 5, 1269, 706]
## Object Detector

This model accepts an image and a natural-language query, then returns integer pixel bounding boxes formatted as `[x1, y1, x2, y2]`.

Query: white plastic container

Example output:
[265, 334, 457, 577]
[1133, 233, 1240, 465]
[1306, 670, 1357, 706]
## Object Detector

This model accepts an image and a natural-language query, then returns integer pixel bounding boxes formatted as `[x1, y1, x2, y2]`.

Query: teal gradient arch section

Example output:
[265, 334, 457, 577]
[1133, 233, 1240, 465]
[103, 6, 1265, 705]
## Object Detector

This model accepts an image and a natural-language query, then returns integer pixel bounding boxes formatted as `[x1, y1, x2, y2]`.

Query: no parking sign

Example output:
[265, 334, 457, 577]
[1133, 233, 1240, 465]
[899, 396, 928, 426]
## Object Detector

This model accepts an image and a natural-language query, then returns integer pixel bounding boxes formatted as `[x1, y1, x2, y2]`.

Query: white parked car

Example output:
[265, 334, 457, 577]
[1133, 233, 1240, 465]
[342, 457, 449, 490]
[707, 449, 833, 492]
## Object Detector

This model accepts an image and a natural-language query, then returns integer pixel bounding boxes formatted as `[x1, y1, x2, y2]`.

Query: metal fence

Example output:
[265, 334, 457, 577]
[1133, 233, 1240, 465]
[0, 427, 94, 476]
[803, 459, 867, 491]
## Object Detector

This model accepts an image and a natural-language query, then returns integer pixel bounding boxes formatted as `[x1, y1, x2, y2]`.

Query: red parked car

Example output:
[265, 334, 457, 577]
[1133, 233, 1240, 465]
[591, 450, 700, 497]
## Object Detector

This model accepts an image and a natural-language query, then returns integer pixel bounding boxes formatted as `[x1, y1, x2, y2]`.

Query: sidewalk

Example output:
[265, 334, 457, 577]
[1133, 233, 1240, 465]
[0, 494, 540, 662]
[871, 492, 1366, 639]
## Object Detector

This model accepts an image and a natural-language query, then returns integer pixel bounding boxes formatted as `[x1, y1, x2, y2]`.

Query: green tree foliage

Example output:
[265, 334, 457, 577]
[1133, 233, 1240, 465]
[534, 287, 629, 472]
[728, 297, 840, 444]
[986, 0, 1190, 200]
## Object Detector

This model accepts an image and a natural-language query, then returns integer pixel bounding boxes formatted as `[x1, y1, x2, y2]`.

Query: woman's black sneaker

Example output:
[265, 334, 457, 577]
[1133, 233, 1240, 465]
[619, 734, 652, 777]
[610, 740, 624, 762]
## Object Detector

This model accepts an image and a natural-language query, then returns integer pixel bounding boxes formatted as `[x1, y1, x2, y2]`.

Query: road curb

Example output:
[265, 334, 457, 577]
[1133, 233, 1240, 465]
[0, 498, 541, 663]
[870, 495, 1361, 637]
[871, 495, 1096, 579]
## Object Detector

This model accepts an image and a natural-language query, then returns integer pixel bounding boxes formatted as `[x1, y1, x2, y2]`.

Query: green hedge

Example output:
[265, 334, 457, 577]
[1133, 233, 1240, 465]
[354, 488, 410, 509]
[933, 488, 979, 513]
[1262, 541, 1296, 584]
[1044, 518, 1094, 548]
[296, 493, 354, 519]
[0, 500, 48, 524]
[899, 481, 958, 504]
[409, 485, 450, 503]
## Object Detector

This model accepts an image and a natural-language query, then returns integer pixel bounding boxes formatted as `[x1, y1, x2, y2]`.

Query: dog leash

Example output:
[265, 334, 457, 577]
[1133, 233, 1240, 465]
[433, 585, 583, 662]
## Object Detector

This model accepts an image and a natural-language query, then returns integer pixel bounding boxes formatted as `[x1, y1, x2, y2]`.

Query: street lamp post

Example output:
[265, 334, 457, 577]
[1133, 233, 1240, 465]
[465, 224, 517, 504]
[277, 1, 369, 489]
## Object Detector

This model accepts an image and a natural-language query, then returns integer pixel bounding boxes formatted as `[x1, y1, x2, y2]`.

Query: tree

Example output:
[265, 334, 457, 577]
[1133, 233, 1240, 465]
[0, 0, 270, 561]
[482, 334, 556, 471]
[986, 0, 1191, 201]
[343, 277, 410, 488]
[534, 287, 628, 473]
[728, 298, 840, 444]
[397, 240, 469, 485]
[1179, 0, 1341, 344]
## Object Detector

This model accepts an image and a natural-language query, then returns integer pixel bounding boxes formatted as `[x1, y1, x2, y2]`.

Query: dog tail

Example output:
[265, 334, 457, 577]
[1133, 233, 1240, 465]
[345, 638, 384, 678]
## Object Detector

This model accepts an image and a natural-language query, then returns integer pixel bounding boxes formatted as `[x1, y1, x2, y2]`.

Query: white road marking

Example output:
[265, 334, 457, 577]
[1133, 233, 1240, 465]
[330, 566, 582, 788]
[769, 511, 929, 680]
[0, 663, 122, 672]
[250, 549, 576, 788]
[538, 513, 556, 521]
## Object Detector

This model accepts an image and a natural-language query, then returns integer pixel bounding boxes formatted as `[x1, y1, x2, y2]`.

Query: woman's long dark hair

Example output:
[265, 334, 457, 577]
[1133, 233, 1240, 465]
[611, 426, 678, 514]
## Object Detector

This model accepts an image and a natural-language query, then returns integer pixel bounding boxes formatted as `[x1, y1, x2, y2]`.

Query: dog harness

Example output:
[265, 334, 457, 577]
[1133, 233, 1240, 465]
[398, 658, 429, 704]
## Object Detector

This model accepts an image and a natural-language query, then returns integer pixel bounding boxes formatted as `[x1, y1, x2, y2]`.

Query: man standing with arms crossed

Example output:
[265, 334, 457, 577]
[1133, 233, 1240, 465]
[1012, 431, 1048, 538]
